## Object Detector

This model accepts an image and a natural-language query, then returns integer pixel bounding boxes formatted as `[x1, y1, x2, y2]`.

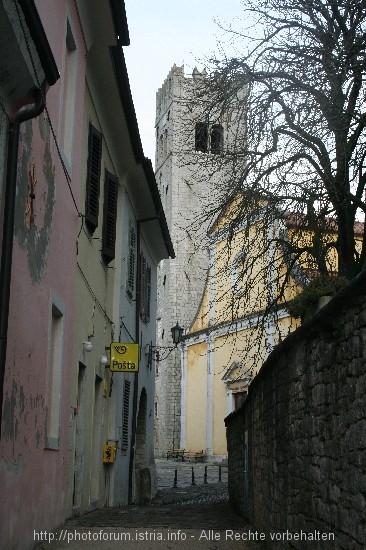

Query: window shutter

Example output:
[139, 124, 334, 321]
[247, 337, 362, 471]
[146, 264, 151, 323]
[140, 256, 146, 321]
[140, 255, 151, 323]
[102, 170, 118, 264]
[127, 222, 136, 294]
[85, 123, 102, 232]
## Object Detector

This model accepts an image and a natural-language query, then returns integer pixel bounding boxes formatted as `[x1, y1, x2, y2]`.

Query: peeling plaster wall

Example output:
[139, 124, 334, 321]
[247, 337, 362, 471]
[0, 2, 86, 548]
[14, 117, 55, 282]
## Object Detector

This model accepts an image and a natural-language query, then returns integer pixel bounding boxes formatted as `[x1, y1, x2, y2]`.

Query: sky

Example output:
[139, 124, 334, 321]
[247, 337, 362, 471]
[123, 0, 246, 163]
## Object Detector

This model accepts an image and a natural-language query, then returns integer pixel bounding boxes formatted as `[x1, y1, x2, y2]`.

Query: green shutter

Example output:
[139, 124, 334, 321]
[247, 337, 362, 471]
[102, 170, 118, 264]
[85, 123, 102, 232]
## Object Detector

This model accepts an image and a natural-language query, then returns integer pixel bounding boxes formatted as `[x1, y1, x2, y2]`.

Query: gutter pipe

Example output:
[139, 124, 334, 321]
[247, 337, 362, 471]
[0, 86, 46, 436]
[128, 220, 142, 504]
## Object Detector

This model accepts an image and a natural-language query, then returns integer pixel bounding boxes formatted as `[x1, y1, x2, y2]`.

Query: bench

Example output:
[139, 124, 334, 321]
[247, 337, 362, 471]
[185, 450, 205, 462]
[166, 448, 185, 461]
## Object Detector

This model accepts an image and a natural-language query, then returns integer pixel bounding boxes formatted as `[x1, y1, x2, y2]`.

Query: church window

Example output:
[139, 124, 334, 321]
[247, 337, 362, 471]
[231, 251, 246, 295]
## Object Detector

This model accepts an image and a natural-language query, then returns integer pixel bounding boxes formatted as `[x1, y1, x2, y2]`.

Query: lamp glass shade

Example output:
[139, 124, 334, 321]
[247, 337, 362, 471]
[83, 341, 93, 352]
[171, 322, 183, 345]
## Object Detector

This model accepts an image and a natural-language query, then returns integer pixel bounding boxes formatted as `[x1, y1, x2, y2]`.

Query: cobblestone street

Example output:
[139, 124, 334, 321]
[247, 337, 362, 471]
[34, 460, 266, 549]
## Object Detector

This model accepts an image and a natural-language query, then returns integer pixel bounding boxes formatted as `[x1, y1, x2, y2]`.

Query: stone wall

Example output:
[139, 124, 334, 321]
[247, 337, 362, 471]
[225, 271, 366, 549]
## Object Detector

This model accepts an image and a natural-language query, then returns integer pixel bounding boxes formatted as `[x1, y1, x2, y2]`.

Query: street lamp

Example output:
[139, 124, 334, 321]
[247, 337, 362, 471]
[146, 322, 184, 363]
[170, 322, 184, 346]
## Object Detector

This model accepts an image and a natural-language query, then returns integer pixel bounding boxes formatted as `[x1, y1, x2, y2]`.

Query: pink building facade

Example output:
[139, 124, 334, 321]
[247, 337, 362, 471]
[0, 1, 85, 547]
[0, 2, 173, 548]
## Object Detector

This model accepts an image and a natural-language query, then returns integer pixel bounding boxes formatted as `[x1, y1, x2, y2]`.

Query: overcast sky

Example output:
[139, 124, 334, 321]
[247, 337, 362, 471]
[123, 0, 245, 163]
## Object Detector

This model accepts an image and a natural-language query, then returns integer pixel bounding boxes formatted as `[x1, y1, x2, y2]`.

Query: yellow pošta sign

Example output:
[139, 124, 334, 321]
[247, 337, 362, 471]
[110, 342, 139, 372]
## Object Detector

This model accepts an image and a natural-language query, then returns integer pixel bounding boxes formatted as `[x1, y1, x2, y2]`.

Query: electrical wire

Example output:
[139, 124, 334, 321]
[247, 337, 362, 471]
[77, 262, 114, 327]
[14, 0, 82, 217]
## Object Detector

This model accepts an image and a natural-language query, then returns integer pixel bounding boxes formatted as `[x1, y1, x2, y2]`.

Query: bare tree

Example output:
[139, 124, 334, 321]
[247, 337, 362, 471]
[170, 0, 366, 371]
[191, 0, 366, 281]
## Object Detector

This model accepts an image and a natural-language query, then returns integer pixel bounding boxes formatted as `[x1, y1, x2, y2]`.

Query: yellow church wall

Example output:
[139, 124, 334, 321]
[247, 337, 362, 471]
[189, 283, 210, 333]
[213, 221, 268, 324]
[184, 312, 304, 456]
[286, 227, 339, 274]
[183, 203, 362, 458]
[212, 335, 235, 455]
[185, 341, 207, 451]
[211, 328, 265, 454]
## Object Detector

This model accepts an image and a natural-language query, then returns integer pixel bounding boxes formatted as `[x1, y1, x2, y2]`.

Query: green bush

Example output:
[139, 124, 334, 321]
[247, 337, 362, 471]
[288, 275, 349, 319]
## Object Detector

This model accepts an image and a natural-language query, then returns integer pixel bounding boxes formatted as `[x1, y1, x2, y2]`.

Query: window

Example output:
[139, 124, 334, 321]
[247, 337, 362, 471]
[234, 391, 247, 410]
[85, 123, 102, 232]
[231, 251, 246, 295]
[163, 129, 168, 158]
[127, 221, 136, 295]
[158, 134, 163, 160]
[211, 124, 223, 154]
[195, 122, 208, 152]
[140, 255, 151, 323]
[45, 299, 65, 450]
[121, 380, 131, 450]
[62, 20, 77, 163]
[102, 170, 118, 264]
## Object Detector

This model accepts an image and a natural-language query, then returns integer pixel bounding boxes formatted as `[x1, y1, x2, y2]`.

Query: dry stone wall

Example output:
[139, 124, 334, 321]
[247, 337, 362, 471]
[225, 270, 366, 549]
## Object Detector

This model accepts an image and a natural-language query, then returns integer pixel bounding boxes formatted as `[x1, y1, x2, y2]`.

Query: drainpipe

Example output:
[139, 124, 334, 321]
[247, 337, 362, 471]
[128, 220, 141, 504]
[0, 86, 46, 436]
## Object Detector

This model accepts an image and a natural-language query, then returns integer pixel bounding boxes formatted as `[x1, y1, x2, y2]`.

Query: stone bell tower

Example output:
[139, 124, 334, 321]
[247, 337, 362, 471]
[154, 64, 235, 456]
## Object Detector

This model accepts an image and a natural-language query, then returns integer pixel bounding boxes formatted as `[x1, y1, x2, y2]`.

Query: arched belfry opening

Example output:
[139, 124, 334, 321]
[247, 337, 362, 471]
[195, 122, 208, 152]
[211, 124, 223, 154]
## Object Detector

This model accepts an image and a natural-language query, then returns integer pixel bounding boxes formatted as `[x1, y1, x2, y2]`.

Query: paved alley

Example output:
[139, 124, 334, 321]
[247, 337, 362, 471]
[34, 460, 266, 549]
